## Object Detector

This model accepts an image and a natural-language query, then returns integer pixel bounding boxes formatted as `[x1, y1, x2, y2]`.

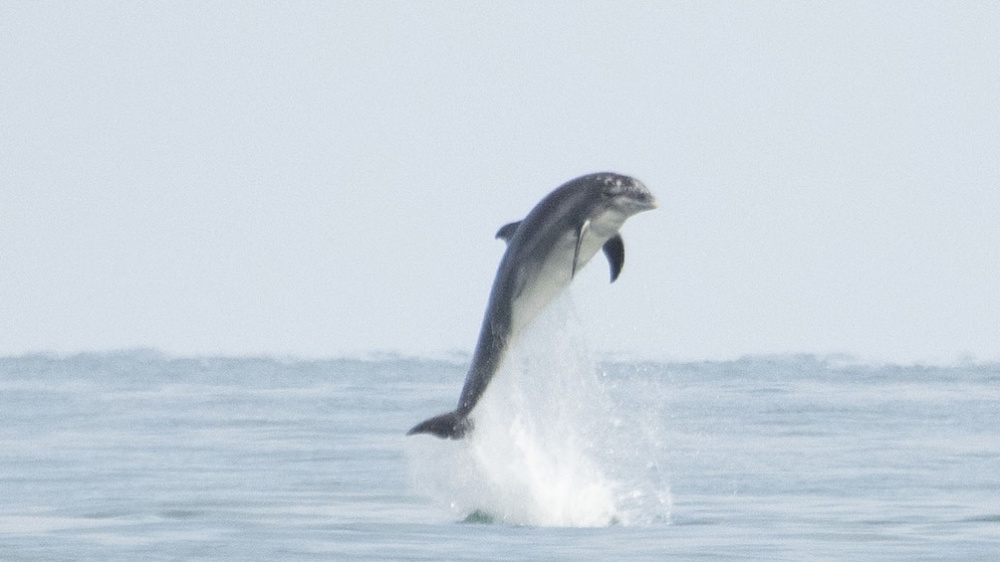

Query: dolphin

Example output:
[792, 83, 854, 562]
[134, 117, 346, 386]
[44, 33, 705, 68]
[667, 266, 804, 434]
[407, 172, 657, 439]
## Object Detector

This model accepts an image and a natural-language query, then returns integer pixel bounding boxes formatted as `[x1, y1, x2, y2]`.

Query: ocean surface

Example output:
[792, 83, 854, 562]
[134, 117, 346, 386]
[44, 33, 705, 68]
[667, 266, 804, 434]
[2, 341, 999, 559]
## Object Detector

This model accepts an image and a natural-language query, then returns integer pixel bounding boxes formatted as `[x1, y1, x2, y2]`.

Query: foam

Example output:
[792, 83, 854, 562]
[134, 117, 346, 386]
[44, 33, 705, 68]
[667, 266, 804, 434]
[408, 293, 671, 526]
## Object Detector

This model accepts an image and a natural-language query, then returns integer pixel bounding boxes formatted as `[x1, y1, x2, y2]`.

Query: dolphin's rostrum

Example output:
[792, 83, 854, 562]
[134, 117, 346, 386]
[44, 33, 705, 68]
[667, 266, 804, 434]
[407, 172, 657, 439]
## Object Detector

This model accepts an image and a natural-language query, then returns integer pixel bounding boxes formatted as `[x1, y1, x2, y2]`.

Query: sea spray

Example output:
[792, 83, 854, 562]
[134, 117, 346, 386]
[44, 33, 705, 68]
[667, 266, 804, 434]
[407, 292, 671, 526]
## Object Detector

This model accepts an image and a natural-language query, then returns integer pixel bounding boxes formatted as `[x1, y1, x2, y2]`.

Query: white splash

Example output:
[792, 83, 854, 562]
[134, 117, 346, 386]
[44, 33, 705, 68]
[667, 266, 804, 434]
[408, 292, 671, 527]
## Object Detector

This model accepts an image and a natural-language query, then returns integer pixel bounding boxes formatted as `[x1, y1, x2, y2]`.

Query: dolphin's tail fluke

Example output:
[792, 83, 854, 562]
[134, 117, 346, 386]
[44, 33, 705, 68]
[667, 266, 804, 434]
[407, 411, 471, 439]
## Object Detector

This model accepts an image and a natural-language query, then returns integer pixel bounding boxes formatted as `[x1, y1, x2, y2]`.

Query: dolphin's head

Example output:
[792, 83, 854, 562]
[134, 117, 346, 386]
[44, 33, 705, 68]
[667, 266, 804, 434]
[544, 172, 656, 238]
[589, 172, 658, 216]
[515, 172, 657, 242]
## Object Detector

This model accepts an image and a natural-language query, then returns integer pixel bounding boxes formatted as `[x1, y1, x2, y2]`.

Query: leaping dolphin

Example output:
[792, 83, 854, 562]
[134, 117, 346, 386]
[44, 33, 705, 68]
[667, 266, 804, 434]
[407, 172, 657, 439]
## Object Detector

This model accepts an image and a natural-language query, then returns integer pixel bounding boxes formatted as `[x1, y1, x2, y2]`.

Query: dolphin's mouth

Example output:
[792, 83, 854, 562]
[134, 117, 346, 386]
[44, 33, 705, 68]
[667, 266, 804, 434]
[631, 190, 658, 212]
[624, 178, 657, 211]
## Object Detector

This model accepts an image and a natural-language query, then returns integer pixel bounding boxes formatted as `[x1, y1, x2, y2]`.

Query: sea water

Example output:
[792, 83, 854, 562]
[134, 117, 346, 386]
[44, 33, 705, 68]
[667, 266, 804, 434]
[2, 319, 999, 559]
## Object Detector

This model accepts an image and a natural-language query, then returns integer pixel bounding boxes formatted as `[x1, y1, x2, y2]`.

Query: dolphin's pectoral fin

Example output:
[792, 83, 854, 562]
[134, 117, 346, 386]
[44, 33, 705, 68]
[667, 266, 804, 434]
[495, 221, 522, 244]
[572, 219, 591, 278]
[407, 411, 471, 439]
[603, 234, 625, 283]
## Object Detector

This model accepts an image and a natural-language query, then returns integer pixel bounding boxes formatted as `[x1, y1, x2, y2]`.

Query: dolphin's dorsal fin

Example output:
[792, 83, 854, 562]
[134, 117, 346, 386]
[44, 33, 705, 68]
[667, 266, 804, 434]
[603, 234, 625, 283]
[572, 219, 590, 278]
[495, 221, 522, 244]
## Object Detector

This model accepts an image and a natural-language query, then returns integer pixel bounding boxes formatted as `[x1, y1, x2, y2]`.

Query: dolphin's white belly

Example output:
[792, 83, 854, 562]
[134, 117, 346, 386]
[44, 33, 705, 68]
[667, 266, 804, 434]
[508, 222, 614, 333]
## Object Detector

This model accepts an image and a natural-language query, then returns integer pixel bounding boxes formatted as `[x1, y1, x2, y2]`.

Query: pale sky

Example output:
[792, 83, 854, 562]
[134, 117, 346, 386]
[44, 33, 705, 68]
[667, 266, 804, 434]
[3, 2, 998, 363]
